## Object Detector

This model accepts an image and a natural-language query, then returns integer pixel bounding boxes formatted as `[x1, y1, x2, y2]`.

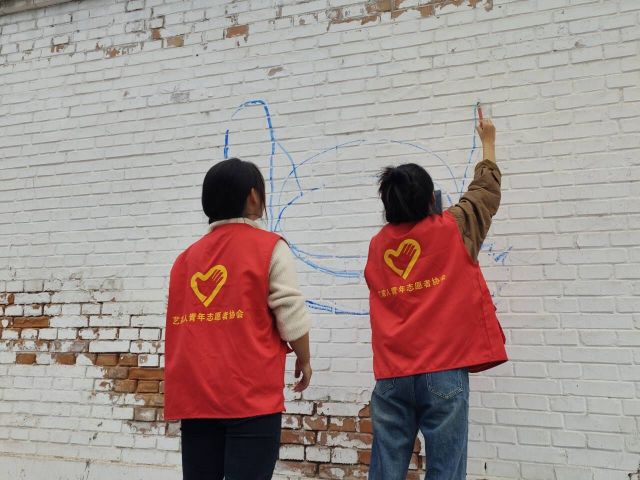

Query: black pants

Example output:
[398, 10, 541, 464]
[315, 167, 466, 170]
[181, 413, 282, 480]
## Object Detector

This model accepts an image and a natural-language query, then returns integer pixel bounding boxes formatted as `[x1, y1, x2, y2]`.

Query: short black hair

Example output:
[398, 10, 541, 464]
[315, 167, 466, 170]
[202, 158, 267, 224]
[378, 163, 435, 224]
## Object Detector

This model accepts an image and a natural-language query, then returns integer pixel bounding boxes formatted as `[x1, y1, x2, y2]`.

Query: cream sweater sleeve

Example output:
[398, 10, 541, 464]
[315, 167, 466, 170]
[268, 240, 312, 342]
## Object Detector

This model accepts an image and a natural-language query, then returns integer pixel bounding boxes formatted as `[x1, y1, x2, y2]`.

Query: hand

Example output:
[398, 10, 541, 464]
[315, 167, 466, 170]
[476, 118, 496, 145]
[293, 358, 312, 392]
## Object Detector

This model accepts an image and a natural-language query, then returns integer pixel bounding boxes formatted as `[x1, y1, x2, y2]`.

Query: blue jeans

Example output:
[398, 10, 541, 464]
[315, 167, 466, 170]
[369, 368, 469, 480]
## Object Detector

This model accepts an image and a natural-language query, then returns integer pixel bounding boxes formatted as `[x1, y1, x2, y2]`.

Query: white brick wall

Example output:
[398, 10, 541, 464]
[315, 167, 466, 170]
[1, 0, 639, 478]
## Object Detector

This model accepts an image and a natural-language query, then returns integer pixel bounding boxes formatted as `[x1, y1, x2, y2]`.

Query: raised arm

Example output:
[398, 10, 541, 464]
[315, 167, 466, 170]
[447, 119, 501, 261]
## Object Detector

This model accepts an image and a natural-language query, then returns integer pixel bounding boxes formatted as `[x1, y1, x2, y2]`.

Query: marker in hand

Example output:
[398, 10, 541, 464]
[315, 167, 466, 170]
[477, 102, 484, 123]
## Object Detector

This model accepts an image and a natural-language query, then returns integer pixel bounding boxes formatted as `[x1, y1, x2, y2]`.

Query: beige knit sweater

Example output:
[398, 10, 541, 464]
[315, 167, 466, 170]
[208, 218, 312, 342]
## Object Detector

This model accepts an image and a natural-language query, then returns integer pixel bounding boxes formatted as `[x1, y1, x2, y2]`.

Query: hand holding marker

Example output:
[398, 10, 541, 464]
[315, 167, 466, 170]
[476, 102, 496, 163]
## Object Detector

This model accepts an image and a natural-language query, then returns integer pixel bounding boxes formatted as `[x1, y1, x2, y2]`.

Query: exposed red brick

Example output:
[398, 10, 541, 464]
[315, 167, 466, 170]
[413, 438, 421, 453]
[303, 415, 328, 431]
[267, 66, 283, 77]
[95, 354, 119, 366]
[359, 418, 373, 434]
[318, 431, 373, 447]
[16, 353, 36, 364]
[225, 24, 248, 39]
[361, 15, 378, 24]
[7, 293, 15, 305]
[358, 450, 371, 465]
[358, 405, 370, 417]
[54, 353, 76, 365]
[104, 367, 129, 379]
[128, 367, 164, 380]
[282, 414, 301, 429]
[158, 381, 165, 393]
[280, 429, 316, 445]
[12, 317, 49, 328]
[416, 5, 435, 17]
[151, 28, 162, 40]
[366, 0, 393, 13]
[407, 471, 423, 480]
[118, 354, 138, 366]
[329, 417, 357, 432]
[166, 35, 184, 47]
[114, 379, 137, 393]
[137, 380, 159, 393]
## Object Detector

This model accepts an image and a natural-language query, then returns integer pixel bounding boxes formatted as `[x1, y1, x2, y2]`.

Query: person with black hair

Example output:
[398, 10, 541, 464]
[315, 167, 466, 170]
[364, 119, 508, 480]
[164, 158, 312, 480]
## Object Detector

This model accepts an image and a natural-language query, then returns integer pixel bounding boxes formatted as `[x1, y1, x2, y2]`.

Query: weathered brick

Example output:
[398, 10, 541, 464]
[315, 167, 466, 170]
[12, 317, 49, 328]
[103, 367, 129, 380]
[136, 381, 159, 393]
[16, 353, 36, 365]
[95, 354, 119, 366]
[329, 417, 357, 432]
[303, 415, 329, 431]
[224, 24, 248, 39]
[281, 429, 316, 445]
[134, 407, 157, 422]
[118, 354, 139, 366]
[114, 380, 138, 393]
[53, 353, 76, 365]
[128, 367, 164, 380]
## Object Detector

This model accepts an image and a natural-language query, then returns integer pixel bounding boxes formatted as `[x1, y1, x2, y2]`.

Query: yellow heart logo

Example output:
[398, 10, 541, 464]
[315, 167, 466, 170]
[384, 239, 421, 280]
[190, 265, 228, 307]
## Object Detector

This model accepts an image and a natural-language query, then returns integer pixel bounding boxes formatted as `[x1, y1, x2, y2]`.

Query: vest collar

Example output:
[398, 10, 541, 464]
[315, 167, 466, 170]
[208, 217, 262, 233]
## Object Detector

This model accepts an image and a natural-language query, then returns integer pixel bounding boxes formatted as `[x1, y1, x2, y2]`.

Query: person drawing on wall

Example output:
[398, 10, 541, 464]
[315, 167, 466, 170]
[164, 158, 313, 480]
[364, 118, 508, 480]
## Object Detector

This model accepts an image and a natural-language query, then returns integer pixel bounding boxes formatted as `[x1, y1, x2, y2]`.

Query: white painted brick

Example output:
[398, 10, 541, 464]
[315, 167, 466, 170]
[1, 0, 639, 477]
[306, 446, 331, 463]
[331, 447, 358, 464]
[88, 341, 130, 353]
[279, 445, 305, 461]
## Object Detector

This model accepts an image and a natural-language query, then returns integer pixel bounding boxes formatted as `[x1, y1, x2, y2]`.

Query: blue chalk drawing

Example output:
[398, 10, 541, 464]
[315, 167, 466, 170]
[223, 100, 511, 315]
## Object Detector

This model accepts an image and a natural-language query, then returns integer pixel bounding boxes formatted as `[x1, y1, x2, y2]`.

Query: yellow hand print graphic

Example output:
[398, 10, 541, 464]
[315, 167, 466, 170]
[190, 265, 228, 307]
[384, 239, 421, 280]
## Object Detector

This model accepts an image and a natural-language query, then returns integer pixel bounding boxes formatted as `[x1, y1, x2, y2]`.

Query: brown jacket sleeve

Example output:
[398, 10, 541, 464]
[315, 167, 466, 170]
[447, 160, 501, 261]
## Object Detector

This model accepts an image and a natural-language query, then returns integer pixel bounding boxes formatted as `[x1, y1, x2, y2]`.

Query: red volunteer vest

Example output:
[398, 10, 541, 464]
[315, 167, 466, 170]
[364, 211, 507, 380]
[164, 223, 287, 420]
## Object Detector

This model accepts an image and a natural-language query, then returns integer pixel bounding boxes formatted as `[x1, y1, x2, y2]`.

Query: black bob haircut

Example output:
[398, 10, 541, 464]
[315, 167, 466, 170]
[378, 163, 435, 224]
[202, 158, 267, 224]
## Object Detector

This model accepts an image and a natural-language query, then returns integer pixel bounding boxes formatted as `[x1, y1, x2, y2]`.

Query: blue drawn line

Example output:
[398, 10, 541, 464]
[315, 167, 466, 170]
[306, 300, 369, 316]
[481, 242, 513, 265]
[223, 100, 512, 315]
[291, 245, 363, 279]
[277, 139, 364, 210]
[224, 100, 301, 231]
[292, 247, 366, 260]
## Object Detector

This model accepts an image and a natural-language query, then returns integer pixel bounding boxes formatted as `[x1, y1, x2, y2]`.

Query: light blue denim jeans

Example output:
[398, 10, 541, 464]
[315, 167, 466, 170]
[368, 368, 469, 480]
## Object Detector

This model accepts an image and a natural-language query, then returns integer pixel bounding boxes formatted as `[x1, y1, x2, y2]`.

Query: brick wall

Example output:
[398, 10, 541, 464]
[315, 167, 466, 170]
[1, 0, 639, 478]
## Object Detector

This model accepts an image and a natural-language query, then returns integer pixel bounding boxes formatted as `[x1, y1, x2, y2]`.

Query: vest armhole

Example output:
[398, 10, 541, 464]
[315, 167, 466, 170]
[442, 211, 479, 267]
